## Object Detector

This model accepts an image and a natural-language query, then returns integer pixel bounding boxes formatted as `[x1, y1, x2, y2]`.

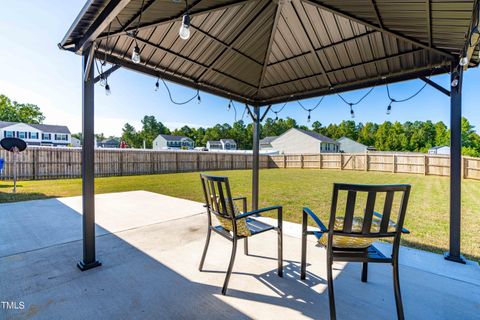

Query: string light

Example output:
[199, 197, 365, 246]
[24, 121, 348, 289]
[197, 91, 201, 104]
[131, 0, 145, 64]
[385, 71, 431, 115]
[271, 102, 287, 122]
[297, 96, 324, 123]
[155, 76, 200, 105]
[337, 86, 375, 118]
[227, 100, 232, 111]
[179, 0, 191, 40]
[155, 78, 160, 91]
[105, 81, 111, 96]
[349, 104, 355, 118]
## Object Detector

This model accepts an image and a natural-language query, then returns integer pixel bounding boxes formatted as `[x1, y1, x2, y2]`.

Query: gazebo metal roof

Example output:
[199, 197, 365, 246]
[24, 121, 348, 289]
[60, 0, 479, 271]
[60, 0, 479, 106]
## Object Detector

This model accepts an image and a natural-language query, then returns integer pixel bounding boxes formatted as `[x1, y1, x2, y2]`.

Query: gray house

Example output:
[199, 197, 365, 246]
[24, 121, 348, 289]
[270, 128, 338, 154]
[98, 138, 120, 148]
[337, 137, 373, 153]
[0, 121, 71, 147]
[260, 136, 278, 150]
[153, 134, 195, 150]
[207, 139, 237, 151]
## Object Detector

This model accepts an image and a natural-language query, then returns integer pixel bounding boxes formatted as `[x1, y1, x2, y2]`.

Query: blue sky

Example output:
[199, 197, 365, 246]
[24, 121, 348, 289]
[0, 0, 479, 136]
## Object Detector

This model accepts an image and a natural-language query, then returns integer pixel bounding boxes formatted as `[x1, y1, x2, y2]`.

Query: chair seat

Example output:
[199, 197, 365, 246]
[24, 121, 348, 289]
[213, 217, 274, 238]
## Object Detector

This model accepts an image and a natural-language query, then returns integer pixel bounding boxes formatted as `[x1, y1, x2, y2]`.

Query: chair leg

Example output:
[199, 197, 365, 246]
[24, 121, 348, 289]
[198, 228, 212, 271]
[393, 260, 405, 320]
[301, 227, 307, 280]
[277, 227, 283, 277]
[244, 237, 248, 255]
[361, 262, 368, 282]
[222, 238, 238, 295]
[327, 254, 336, 320]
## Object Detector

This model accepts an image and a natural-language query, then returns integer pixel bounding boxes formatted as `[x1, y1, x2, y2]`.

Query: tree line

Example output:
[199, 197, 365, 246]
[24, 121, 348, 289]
[120, 115, 480, 157]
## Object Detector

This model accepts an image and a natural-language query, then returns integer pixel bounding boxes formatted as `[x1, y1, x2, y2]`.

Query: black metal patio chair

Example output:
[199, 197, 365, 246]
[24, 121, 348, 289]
[199, 174, 283, 295]
[301, 183, 411, 320]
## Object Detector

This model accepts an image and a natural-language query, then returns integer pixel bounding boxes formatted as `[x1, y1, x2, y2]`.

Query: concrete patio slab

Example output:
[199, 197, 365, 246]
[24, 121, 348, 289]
[1, 192, 479, 319]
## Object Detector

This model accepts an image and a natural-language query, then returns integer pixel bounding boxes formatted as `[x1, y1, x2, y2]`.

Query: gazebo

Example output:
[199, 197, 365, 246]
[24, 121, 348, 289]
[59, 0, 480, 270]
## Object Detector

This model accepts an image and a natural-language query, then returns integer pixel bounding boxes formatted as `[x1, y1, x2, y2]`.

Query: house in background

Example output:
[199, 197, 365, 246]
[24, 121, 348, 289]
[271, 128, 338, 154]
[260, 136, 278, 150]
[207, 139, 237, 151]
[428, 146, 450, 155]
[153, 134, 195, 150]
[337, 137, 376, 153]
[98, 138, 120, 148]
[71, 137, 81, 147]
[0, 121, 71, 147]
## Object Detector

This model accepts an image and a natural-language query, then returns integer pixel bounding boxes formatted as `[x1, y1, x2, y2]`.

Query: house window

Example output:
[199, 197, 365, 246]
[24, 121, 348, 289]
[55, 134, 68, 141]
[30, 132, 39, 139]
[4, 131, 14, 138]
[17, 132, 27, 139]
[42, 133, 51, 140]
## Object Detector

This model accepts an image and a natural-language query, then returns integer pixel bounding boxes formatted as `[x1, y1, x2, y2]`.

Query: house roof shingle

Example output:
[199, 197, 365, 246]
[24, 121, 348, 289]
[158, 134, 191, 141]
[0, 121, 70, 134]
[294, 128, 337, 144]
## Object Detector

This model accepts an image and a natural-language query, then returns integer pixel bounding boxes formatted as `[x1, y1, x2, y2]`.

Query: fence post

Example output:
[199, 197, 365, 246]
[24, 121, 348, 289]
[319, 154, 323, 169]
[32, 148, 37, 180]
[300, 154, 304, 169]
[120, 151, 124, 176]
[340, 154, 343, 170]
[462, 157, 467, 179]
[365, 153, 368, 171]
[424, 155, 428, 175]
[392, 155, 396, 173]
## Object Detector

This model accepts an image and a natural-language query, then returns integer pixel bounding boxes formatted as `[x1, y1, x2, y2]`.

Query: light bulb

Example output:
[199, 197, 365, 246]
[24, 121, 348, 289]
[132, 45, 141, 64]
[451, 75, 459, 87]
[197, 94, 201, 104]
[227, 102, 231, 110]
[307, 114, 311, 122]
[459, 56, 469, 66]
[387, 104, 392, 115]
[155, 80, 160, 91]
[350, 108, 355, 118]
[105, 83, 111, 96]
[179, 14, 190, 40]
[99, 76, 106, 87]
[275, 114, 278, 121]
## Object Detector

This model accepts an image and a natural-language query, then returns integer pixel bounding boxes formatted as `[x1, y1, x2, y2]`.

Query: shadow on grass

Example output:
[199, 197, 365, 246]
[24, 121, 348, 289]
[0, 192, 56, 204]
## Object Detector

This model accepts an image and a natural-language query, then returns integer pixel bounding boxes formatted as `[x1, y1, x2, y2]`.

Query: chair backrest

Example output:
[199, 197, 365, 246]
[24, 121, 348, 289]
[200, 174, 236, 223]
[328, 183, 411, 243]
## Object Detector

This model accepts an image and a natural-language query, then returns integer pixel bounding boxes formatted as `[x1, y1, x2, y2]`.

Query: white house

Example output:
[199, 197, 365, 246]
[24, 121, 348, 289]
[153, 134, 195, 150]
[0, 121, 71, 147]
[207, 139, 237, 151]
[270, 128, 339, 154]
[428, 146, 450, 155]
[71, 137, 81, 147]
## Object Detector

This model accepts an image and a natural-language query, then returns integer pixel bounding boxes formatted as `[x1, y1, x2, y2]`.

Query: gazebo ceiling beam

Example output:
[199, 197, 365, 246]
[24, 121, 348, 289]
[117, 0, 159, 33]
[189, 24, 263, 66]
[291, 0, 331, 87]
[132, 35, 258, 89]
[302, 0, 456, 60]
[93, 64, 121, 84]
[196, 0, 272, 84]
[370, 0, 383, 28]
[268, 30, 378, 67]
[263, 48, 426, 90]
[257, 1, 283, 94]
[97, 0, 248, 41]
[258, 62, 449, 106]
[75, 0, 133, 52]
[95, 51, 256, 105]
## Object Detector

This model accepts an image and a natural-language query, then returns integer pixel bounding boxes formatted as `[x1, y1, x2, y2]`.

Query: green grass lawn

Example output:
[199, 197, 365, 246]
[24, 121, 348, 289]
[1, 169, 479, 262]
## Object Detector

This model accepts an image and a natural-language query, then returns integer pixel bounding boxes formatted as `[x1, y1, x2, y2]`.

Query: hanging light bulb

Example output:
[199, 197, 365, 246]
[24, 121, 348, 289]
[105, 83, 111, 96]
[459, 56, 469, 66]
[132, 45, 141, 64]
[350, 106, 355, 119]
[227, 100, 231, 111]
[99, 75, 106, 87]
[386, 103, 392, 115]
[155, 78, 160, 91]
[307, 111, 311, 122]
[275, 113, 279, 121]
[197, 92, 201, 104]
[179, 14, 191, 40]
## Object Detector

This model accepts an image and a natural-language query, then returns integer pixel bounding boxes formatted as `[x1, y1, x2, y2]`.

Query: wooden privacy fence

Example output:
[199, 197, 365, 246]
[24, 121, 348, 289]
[0, 147, 269, 180]
[1, 147, 480, 181]
[268, 153, 480, 180]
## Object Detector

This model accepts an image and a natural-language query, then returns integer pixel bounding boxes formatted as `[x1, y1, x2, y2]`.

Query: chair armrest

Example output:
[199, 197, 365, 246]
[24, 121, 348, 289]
[232, 196, 247, 213]
[303, 207, 328, 233]
[373, 211, 410, 234]
[235, 205, 282, 220]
